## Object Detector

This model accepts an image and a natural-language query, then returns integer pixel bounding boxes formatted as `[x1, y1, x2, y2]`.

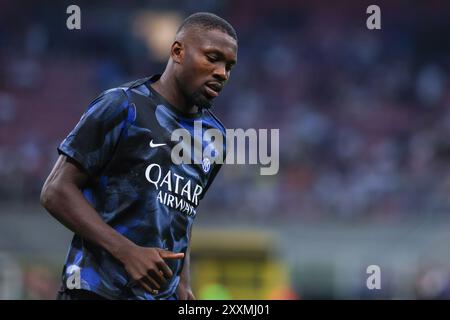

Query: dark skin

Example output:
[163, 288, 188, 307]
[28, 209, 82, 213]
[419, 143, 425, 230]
[40, 26, 237, 300]
[152, 27, 237, 113]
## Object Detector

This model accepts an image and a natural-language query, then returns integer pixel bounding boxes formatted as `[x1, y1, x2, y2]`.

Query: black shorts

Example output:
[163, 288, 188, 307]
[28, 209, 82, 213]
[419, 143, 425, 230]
[56, 288, 108, 300]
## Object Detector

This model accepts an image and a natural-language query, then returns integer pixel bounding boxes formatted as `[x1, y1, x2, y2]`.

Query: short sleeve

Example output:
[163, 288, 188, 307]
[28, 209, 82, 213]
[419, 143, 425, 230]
[57, 88, 130, 177]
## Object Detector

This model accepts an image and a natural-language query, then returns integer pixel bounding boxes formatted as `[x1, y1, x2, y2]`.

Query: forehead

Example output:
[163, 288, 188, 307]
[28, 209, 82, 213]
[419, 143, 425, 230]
[187, 28, 237, 58]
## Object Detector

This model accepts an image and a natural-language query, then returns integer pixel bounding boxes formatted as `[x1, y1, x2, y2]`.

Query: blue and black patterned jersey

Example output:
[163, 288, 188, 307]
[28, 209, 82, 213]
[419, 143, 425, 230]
[57, 75, 226, 300]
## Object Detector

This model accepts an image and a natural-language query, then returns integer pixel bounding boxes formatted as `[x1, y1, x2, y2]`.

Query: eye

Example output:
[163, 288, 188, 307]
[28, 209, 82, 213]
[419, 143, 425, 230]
[206, 54, 219, 63]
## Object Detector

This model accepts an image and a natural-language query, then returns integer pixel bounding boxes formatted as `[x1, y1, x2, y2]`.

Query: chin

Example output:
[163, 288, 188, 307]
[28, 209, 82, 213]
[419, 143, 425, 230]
[191, 92, 213, 109]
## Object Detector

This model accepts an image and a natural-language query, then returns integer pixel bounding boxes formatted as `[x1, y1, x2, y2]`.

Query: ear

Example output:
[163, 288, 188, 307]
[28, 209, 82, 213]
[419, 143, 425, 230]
[171, 41, 184, 64]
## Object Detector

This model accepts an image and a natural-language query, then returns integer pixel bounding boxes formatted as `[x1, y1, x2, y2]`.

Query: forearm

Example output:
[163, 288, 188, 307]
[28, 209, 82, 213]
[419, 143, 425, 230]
[180, 245, 191, 285]
[41, 157, 133, 260]
[45, 186, 133, 259]
[177, 236, 196, 299]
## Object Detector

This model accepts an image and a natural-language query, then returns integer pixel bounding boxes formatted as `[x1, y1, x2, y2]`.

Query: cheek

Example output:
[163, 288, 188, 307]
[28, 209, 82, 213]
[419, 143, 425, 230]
[189, 55, 214, 77]
[181, 54, 214, 92]
[188, 68, 210, 91]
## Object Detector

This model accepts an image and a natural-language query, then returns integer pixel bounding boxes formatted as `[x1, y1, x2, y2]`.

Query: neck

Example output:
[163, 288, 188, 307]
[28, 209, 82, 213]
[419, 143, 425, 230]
[151, 69, 198, 114]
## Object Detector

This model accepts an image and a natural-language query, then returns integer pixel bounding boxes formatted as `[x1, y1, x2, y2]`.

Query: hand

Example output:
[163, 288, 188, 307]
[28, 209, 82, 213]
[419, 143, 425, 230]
[177, 281, 196, 300]
[118, 245, 184, 294]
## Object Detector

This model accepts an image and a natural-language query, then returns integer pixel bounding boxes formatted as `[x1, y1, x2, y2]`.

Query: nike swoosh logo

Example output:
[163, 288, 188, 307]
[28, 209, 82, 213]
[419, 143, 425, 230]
[149, 140, 166, 148]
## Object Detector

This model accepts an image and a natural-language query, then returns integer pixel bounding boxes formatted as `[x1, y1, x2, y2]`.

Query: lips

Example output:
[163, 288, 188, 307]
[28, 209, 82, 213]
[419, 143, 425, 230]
[204, 82, 223, 98]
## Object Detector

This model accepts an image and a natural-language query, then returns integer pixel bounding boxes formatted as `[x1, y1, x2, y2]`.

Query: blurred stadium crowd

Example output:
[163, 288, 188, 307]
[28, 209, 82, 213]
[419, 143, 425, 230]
[1, 0, 450, 223]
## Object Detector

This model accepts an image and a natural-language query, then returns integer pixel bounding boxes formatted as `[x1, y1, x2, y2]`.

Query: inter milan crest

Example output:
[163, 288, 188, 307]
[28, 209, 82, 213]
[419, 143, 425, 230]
[202, 158, 211, 173]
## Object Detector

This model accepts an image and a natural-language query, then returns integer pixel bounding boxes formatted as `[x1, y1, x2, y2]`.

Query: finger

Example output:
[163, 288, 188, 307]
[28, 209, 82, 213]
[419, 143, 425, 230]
[188, 292, 196, 300]
[141, 275, 160, 291]
[156, 260, 174, 279]
[148, 268, 167, 286]
[158, 249, 185, 260]
[164, 253, 185, 259]
[139, 278, 158, 294]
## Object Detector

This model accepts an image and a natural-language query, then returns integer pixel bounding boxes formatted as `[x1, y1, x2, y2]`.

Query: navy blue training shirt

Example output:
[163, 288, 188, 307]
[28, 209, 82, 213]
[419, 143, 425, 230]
[57, 75, 226, 300]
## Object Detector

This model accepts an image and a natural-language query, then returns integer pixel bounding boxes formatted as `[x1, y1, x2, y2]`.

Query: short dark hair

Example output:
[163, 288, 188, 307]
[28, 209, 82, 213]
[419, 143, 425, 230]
[177, 12, 237, 42]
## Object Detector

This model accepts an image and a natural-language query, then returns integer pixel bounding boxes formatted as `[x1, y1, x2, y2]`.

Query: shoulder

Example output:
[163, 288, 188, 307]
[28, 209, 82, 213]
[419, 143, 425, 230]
[117, 77, 152, 98]
[83, 87, 131, 124]
[91, 76, 151, 110]
[90, 86, 129, 108]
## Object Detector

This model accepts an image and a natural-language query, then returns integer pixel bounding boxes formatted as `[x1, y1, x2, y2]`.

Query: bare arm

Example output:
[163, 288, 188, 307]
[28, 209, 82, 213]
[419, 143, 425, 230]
[40, 155, 134, 258]
[40, 154, 184, 293]
[177, 226, 196, 300]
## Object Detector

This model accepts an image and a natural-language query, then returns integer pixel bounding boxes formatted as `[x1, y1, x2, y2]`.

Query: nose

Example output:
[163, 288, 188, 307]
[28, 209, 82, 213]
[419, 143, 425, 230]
[213, 63, 228, 82]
